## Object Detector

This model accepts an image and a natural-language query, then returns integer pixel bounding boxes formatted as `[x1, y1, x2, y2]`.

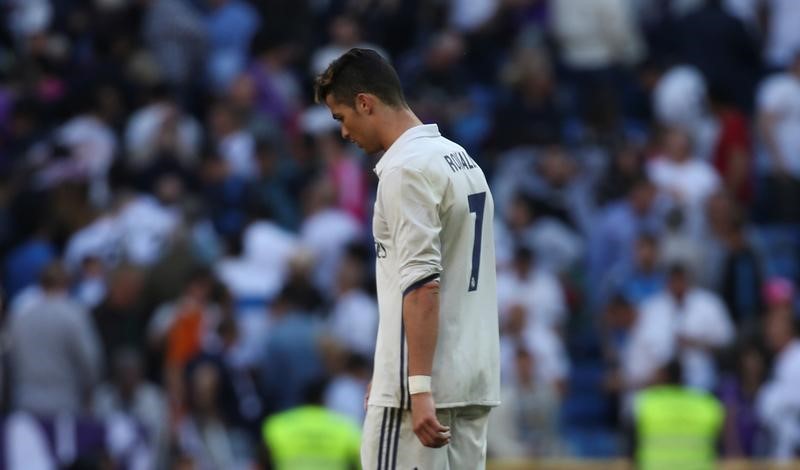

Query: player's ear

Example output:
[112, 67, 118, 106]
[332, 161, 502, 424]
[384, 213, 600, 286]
[355, 93, 374, 115]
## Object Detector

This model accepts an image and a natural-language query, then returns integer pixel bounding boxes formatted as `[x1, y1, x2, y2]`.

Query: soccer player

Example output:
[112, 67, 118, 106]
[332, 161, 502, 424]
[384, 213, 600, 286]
[315, 48, 500, 469]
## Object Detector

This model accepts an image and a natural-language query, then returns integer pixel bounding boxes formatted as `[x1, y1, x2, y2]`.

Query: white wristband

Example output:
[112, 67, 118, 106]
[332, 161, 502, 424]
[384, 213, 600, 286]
[408, 375, 432, 395]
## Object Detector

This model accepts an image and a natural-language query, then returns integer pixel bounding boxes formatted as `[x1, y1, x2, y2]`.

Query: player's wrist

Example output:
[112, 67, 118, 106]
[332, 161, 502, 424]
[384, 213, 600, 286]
[408, 375, 432, 395]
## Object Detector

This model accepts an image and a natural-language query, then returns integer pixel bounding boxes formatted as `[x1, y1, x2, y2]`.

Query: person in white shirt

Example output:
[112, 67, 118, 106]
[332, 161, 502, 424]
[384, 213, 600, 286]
[299, 177, 363, 297]
[497, 246, 567, 331]
[328, 244, 378, 358]
[652, 65, 719, 161]
[208, 101, 256, 179]
[124, 90, 202, 169]
[500, 304, 569, 393]
[648, 127, 721, 237]
[552, 0, 645, 71]
[648, 127, 721, 209]
[488, 347, 565, 458]
[626, 264, 734, 393]
[757, 309, 800, 459]
[324, 353, 372, 426]
[315, 48, 500, 469]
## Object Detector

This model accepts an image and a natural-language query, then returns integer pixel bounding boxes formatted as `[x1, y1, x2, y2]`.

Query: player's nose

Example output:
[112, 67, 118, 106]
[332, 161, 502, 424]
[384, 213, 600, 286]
[340, 126, 351, 142]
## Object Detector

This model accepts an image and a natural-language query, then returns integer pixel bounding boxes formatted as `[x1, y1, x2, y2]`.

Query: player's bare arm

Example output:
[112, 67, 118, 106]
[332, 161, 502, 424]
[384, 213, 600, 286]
[403, 280, 451, 448]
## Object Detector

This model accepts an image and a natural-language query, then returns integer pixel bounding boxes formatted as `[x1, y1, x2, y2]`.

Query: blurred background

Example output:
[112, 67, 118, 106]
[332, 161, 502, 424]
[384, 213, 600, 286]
[0, 0, 800, 468]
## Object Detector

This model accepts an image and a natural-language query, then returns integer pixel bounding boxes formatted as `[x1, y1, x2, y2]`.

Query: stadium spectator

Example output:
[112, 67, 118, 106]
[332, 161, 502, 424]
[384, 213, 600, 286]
[552, 0, 645, 118]
[488, 347, 565, 458]
[310, 14, 388, 77]
[93, 347, 168, 466]
[249, 138, 302, 231]
[260, 378, 361, 470]
[141, 0, 207, 95]
[501, 304, 570, 393]
[497, 246, 568, 331]
[709, 86, 755, 206]
[651, 64, 718, 161]
[647, 127, 721, 220]
[673, 0, 761, 112]
[718, 212, 764, 327]
[2, 218, 55, 300]
[629, 264, 734, 392]
[634, 360, 725, 469]
[755, 51, 800, 223]
[208, 100, 257, 180]
[92, 265, 148, 376]
[315, 129, 370, 224]
[176, 359, 255, 469]
[148, 267, 222, 419]
[756, 309, 800, 459]
[762, 0, 800, 69]
[205, 0, 261, 93]
[8, 262, 102, 415]
[327, 244, 378, 359]
[258, 282, 326, 414]
[299, 175, 362, 296]
[490, 43, 562, 150]
[602, 232, 665, 309]
[124, 84, 203, 171]
[588, 178, 664, 310]
[718, 342, 767, 457]
[323, 352, 371, 426]
[762, 276, 795, 320]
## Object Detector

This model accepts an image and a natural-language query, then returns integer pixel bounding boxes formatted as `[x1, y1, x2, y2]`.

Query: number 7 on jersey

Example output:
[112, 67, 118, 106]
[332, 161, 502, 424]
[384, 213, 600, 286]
[467, 192, 486, 292]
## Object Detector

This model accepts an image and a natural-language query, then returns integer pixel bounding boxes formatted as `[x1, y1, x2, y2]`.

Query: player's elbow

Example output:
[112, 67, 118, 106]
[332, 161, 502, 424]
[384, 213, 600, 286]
[401, 269, 441, 296]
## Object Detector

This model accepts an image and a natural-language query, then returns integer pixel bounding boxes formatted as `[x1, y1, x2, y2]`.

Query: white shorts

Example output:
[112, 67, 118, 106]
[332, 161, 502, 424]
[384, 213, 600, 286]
[361, 405, 491, 470]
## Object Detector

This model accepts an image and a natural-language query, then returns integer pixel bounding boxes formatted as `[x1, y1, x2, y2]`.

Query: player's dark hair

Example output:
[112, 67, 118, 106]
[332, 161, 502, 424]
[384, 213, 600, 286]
[314, 48, 407, 108]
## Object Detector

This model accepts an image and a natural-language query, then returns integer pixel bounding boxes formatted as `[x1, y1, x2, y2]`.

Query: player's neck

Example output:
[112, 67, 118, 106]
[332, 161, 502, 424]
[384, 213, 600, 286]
[378, 107, 423, 151]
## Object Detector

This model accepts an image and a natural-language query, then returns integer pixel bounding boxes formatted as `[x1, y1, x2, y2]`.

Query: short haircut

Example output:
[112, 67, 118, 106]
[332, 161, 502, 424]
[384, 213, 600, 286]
[314, 48, 406, 108]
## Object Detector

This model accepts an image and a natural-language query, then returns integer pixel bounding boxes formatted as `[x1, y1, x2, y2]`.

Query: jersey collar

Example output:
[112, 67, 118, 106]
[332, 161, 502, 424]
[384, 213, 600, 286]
[373, 124, 440, 178]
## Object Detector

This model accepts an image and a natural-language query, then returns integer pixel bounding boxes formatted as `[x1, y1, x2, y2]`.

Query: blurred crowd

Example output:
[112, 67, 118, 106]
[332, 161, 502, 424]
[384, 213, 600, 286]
[1, 0, 800, 467]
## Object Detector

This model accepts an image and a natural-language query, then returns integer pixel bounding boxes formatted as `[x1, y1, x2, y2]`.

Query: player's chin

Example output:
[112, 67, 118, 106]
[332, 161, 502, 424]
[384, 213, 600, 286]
[362, 143, 382, 155]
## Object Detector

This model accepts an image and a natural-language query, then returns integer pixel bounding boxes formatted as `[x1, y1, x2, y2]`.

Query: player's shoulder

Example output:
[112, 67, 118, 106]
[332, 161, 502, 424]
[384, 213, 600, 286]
[384, 138, 460, 178]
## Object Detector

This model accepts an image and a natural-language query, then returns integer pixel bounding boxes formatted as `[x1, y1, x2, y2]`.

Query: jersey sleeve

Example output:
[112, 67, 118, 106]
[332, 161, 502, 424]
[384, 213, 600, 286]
[382, 166, 443, 294]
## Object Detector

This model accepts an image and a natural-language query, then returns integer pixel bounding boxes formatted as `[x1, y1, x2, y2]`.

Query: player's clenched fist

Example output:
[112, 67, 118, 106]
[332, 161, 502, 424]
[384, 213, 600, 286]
[411, 393, 451, 448]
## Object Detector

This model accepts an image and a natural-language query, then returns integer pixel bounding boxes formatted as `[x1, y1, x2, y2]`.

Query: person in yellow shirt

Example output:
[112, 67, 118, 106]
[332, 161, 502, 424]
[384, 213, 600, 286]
[260, 379, 361, 470]
[634, 360, 725, 470]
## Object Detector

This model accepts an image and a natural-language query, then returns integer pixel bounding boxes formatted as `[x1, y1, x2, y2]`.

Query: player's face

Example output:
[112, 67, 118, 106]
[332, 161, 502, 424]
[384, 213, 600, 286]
[325, 94, 382, 154]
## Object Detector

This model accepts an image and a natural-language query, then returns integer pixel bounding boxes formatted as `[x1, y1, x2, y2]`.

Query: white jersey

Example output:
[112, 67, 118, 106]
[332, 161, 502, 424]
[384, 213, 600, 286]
[369, 124, 500, 410]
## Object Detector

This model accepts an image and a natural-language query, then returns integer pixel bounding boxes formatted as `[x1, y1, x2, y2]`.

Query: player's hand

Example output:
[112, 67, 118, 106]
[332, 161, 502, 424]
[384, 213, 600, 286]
[410, 392, 450, 448]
